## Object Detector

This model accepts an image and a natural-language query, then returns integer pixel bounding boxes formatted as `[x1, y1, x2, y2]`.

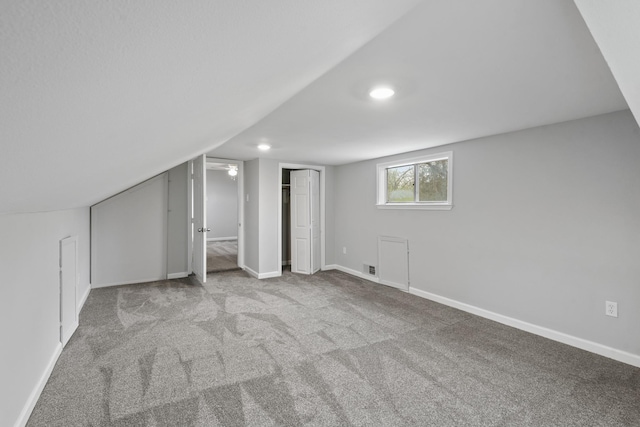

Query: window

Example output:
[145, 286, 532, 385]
[377, 151, 453, 210]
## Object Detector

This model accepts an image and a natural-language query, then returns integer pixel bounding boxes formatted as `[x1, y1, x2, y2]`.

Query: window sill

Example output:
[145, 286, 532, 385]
[376, 203, 453, 211]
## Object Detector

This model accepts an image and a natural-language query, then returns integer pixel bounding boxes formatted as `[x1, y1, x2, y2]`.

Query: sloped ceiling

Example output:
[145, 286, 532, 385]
[209, 0, 628, 164]
[574, 0, 640, 127]
[2, 1, 634, 216]
[0, 0, 421, 214]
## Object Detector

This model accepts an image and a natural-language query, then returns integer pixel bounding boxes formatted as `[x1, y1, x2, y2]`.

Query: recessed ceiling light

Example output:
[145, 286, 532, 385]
[369, 86, 395, 100]
[257, 143, 271, 151]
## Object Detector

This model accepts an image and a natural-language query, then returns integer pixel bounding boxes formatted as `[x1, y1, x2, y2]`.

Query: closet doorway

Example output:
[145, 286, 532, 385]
[279, 164, 325, 275]
[282, 169, 292, 269]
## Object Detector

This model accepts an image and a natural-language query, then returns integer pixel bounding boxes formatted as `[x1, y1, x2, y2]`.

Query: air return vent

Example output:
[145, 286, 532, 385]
[363, 263, 376, 276]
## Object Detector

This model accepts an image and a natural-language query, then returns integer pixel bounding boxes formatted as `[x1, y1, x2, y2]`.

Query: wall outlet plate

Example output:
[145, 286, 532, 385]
[605, 301, 618, 318]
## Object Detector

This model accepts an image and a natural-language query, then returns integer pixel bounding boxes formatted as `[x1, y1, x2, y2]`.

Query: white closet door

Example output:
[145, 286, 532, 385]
[290, 169, 320, 275]
[290, 170, 310, 274]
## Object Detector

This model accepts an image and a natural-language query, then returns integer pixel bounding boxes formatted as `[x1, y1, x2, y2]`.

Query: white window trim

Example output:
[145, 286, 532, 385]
[376, 151, 453, 210]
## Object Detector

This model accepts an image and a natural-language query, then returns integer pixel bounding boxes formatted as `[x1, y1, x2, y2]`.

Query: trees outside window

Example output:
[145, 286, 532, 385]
[377, 152, 452, 210]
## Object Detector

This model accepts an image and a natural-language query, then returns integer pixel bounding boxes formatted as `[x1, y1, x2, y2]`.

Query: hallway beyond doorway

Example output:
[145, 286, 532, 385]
[206, 240, 239, 273]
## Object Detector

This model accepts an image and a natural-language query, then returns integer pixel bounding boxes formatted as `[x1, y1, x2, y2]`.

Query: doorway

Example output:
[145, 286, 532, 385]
[278, 163, 326, 276]
[282, 169, 292, 269]
[205, 159, 241, 273]
[189, 156, 245, 280]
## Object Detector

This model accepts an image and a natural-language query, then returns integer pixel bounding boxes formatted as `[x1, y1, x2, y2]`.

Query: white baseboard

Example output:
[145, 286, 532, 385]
[408, 286, 640, 369]
[244, 266, 259, 279]
[14, 342, 62, 427]
[243, 267, 281, 280]
[167, 272, 189, 280]
[259, 271, 281, 279]
[77, 284, 90, 313]
[91, 276, 165, 288]
[328, 263, 640, 368]
[207, 236, 237, 242]
[328, 264, 380, 284]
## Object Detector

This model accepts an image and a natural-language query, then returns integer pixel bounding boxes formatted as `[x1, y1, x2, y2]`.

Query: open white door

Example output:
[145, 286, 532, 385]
[290, 170, 320, 275]
[192, 154, 207, 283]
[60, 236, 78, 347]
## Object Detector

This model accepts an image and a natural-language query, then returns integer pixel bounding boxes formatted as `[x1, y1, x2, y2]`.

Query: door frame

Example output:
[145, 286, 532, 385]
[206, 157, 245, 269]
[190, 157, 245, 272]
[187, 161, 193, 277]
[278, 163, 325, 276]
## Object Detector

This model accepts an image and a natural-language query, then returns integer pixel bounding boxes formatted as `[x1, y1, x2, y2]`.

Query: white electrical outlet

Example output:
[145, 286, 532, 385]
[605, 301, 618, 318]
[343, 247, 347, 254]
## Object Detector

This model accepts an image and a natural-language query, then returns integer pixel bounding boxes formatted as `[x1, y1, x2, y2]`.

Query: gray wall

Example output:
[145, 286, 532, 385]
[207, 170, 238, 240]
[243, 159, 335, 276]
[324, 165, 336, 266]
[91, 174, 168, 287]
[167, 163, 189, 276]
[91, 162, 190, 286]
[242, 158, 280, 276]
[0, 207, 90, 427]
[243, 159, 260, 273]
[258, 158, 280, 274]
[333, 110, 640, 357]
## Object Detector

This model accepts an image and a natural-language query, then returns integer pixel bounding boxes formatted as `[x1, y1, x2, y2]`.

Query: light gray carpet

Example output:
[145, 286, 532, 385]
[28, 270, 640, 426]
[207, 240, 239, 273]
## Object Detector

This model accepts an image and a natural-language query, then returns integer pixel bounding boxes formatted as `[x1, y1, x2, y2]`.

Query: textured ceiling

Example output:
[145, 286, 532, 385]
[209, 0, 628, 165]
[1, 0, 634, 215]
[0, 0, 421, 214]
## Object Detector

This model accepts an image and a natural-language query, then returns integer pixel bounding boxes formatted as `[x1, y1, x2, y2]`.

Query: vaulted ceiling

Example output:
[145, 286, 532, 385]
[209, 0, 628, 164]
[1, 0, 638, 215]
[0, 0, 420, 214]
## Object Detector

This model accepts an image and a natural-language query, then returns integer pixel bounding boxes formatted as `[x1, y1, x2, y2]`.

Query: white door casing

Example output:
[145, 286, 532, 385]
[60, 235, 78, 346]
[205, 157, 245, 270]
[192, 154, 207, 283]
[310, 170, 320, 274]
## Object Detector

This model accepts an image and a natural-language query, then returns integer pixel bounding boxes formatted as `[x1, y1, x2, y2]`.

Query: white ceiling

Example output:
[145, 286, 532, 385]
[209, 0, 628, 164]
[1, 0, 634, 215]
[0, 0, 420, 214]
[574, 0, 640, 127]
[206, 160, 237, 172]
